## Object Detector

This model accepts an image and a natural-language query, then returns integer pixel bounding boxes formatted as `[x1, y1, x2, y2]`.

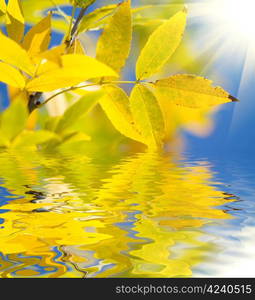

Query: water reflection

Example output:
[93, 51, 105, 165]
[0, 150, 240, 277]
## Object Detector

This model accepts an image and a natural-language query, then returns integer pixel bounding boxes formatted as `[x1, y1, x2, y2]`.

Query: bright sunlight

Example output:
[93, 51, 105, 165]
[190, 0, 255, 41]
[212, 0, 255, 39]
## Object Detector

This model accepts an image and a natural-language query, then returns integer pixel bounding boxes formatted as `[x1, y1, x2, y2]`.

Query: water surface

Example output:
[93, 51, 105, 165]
[0, 150, 254, 278]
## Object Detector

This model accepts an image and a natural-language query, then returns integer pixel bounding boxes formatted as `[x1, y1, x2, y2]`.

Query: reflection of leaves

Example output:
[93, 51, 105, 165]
[0, 151, 236, 277]
[92, 152, 234, 277]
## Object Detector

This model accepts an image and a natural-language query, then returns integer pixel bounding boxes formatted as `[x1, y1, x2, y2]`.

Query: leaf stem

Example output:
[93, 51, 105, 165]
[109, 80, 137, 84]
[40, 83, 97, 107]
[40, 80, 139, 107]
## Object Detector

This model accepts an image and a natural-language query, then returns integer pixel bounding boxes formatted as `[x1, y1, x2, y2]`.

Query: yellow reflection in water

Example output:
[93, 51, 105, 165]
[0, 150, 235, 278]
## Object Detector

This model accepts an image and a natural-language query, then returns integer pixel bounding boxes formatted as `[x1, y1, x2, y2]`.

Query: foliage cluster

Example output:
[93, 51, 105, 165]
[0, 0, 237, 152]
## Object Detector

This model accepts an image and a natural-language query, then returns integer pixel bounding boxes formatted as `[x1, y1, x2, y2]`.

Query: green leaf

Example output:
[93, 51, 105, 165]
[26, 54, 118, 92]
[0, 62, 26, 88]
[22, 13, 52, 56]
[136, 8, 187, 80]
[11, 130, 59, 148]
[44, 116, 62, 132]
[154, 74, 238, 108]
[6, 0, 24, 42]
[0, 100, 28, 141]
[55, 90, 104, 133]
[100, 84, 144, 143]
[96, 0, 132, 74]
[130, 84, 165, 150]
[0, 32, 35, 75]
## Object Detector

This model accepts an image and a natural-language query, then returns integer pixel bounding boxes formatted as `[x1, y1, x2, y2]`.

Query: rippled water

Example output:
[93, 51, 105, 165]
[0, 150, 254, 278]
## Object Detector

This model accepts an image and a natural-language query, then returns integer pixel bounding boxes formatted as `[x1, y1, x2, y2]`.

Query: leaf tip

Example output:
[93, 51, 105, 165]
[182, 5, 188, 14]
[228, 94, 239, 102]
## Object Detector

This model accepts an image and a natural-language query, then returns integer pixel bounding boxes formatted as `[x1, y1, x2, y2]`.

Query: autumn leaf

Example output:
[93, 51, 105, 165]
[6, 0, 24, 42]
[0, 32, 35, 75]
[100, 84, 145, 143]
[78, 4, 117, 32]
[0, 62, 26, 88]
[0, 0, 6, 15]
[0, 100, 28, 141]
[67, 38, 86, 55]
[10, 130, 58, 148]
[130, 84, 165, 150]
[136, 8, 187, 80]
[37, 44, 66, 66]
[70, 0, 96, 8]
[26, 54, 118, 92]
[96, 0, 132, 74]
[0, 0, 238, 153]
[55, 90, 104, 134]
[154, 74, 238, 109]
[23, 13, 52, 56]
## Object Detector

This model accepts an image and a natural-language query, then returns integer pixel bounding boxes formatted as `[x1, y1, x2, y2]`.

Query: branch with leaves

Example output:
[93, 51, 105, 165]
[0, 0, 238, 151]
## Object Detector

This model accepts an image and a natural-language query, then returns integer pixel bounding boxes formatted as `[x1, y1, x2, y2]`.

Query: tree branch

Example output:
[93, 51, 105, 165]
[70, 7, 87, 43]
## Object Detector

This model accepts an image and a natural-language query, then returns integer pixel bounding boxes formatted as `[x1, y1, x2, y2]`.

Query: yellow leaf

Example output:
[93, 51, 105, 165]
[136, 9, 187, 80]
[6, 0, 24, 42]
[55, 90, 104, 133]
[26, 54, 118, 92]
[23, 13, 52, 56]
[67, 39, 86, 55]
[130, 84, 165, 150]
[154, 74, 238, 108]
[0, 62, 25, 88]
[0, 130, 9, 148]
[100, 84, 145, 143]
[0, 0, 6, 14]
[35, 44, 66, 72]
[0, 32, 35, 75]
[78, 4, 117, 33]
[96, 0, 132, 74]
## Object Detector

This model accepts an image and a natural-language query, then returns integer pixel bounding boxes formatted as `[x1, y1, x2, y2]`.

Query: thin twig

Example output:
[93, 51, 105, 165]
[41, 83, 98, 107]
[40, 80, 138, 107]
[71, 7, 87, 39]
